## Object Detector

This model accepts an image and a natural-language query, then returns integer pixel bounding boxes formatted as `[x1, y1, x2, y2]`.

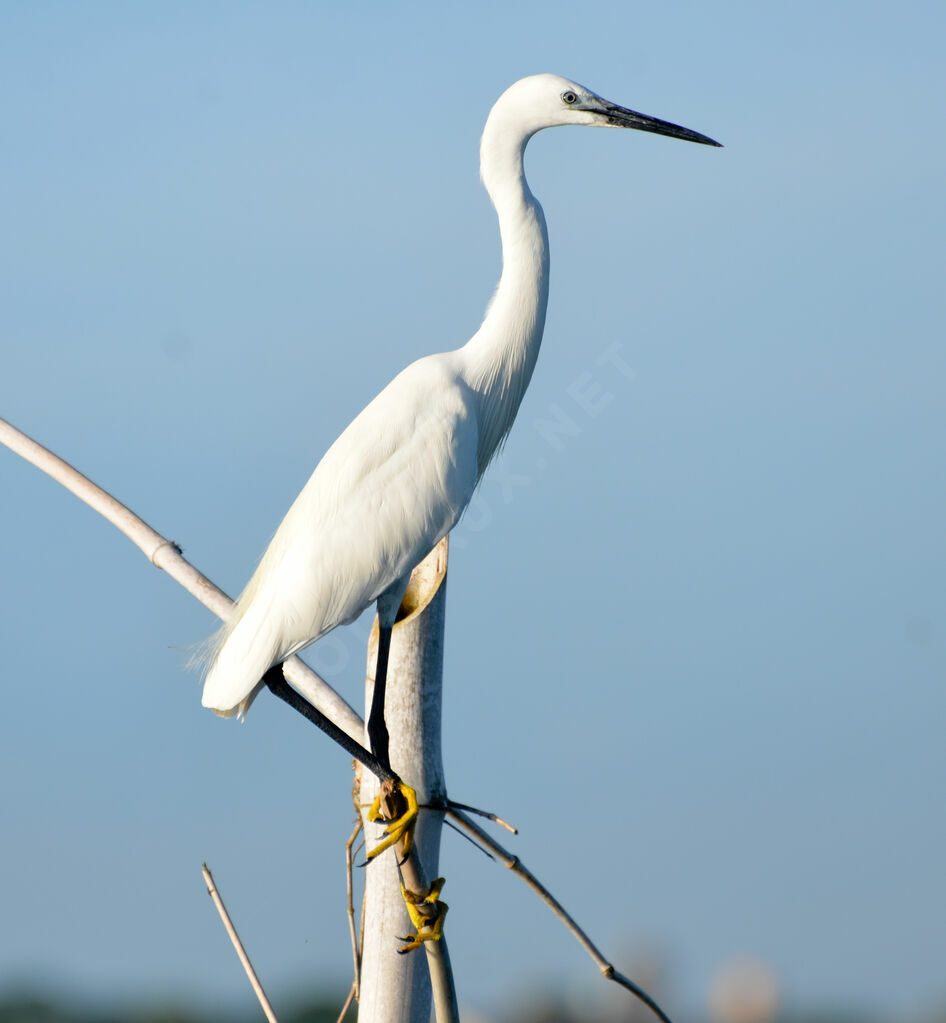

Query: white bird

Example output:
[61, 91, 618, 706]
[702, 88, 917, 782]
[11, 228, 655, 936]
[200, 74, 718, 1010]
[202, 71, 718, 772]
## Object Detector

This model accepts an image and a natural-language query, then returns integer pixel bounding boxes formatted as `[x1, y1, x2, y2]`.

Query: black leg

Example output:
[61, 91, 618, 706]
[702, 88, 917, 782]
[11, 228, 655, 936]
[366, 623, 393, 773]
[264, 665, 396, 783]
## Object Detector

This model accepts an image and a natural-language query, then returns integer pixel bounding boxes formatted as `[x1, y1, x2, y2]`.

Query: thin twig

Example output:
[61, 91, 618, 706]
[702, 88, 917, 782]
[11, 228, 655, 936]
[201, 863, 279, 1023]
[444, 816, 496, 860]
[344, 820, 363, 1001]
[446, 799, 517, 834]
[409, 861, 459, 1023]
[335, 981, 356, 1023]
[0, 415, 364, 743]
[427, 926, 459, 1023]
[445, 809, 674, 1023]
[358, 861, 367, 965]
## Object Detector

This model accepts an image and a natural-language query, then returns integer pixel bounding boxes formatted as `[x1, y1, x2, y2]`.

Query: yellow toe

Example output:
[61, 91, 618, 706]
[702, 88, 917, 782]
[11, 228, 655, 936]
[366, 781, 418, 861]
[397, 879, 448, 954]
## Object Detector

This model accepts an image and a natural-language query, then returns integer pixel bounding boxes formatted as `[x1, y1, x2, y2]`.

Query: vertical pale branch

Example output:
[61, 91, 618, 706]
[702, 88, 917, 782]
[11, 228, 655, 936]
[357, 539, 458, 1023]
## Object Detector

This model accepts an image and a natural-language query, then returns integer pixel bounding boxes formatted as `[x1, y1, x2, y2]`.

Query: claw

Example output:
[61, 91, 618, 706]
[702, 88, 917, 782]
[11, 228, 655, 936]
[366, 781, 418, 861]
[397, 878, 448, 954]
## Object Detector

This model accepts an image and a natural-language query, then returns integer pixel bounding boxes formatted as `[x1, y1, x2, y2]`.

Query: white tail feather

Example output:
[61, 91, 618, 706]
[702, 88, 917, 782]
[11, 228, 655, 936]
[200, 590, 283, 719]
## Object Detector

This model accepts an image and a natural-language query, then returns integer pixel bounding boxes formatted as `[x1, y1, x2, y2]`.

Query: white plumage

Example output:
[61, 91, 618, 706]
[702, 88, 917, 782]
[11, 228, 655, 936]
[201, 73, 719, 718]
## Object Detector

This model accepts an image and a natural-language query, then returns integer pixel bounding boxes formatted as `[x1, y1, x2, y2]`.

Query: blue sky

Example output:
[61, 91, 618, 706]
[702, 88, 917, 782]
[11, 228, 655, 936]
[1, 2, 944, 1019]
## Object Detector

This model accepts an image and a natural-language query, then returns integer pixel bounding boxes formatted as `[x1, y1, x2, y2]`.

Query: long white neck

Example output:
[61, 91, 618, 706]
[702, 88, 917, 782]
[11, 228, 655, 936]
[459, 111, 550, 477]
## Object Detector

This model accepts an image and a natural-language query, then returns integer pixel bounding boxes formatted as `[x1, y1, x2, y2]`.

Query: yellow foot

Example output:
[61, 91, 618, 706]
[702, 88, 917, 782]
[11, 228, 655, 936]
[397, 877, 448, 954]
[366, 780, 418, 861]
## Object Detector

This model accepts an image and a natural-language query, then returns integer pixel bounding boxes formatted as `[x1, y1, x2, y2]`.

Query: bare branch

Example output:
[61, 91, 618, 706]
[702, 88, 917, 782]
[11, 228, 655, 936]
[358, 542, 459, 1023]
[344, 819, 363, 1002]
[0, 415, 363, 743]
[335, 982, 357, 1023]
[445, 808, 673, 1023]
[359, 794, 459, 1023]
[446, 799, 518, 834]
[398, 834, 459, 1023]
[425, 923, 459, 1023]
[201, 863, 279, 1023]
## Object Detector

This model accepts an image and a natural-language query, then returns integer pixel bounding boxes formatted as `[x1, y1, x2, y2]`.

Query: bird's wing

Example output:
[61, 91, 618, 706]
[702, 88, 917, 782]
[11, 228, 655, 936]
[201, 353, 478, 717]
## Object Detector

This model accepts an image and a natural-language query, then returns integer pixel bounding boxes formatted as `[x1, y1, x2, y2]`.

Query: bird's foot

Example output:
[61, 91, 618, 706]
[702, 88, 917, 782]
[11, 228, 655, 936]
[397, 877, 448, 954]
[366, 779, 418, 860]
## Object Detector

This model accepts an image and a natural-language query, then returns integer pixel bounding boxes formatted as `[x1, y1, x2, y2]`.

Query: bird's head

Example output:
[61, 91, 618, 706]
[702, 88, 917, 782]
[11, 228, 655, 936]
[486, 73, 721, 148]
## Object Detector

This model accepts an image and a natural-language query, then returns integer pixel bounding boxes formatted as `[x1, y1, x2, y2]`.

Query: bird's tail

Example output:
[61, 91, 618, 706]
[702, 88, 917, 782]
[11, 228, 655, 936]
[197, 585, 283, 720]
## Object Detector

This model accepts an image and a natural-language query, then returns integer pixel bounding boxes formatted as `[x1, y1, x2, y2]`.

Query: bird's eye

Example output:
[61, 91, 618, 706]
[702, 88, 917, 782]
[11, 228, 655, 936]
[562, 91, 578, 105]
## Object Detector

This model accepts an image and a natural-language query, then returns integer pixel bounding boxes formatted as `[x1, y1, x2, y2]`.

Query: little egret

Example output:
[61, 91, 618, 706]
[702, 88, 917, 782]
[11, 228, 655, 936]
[201, 74, 719, 864]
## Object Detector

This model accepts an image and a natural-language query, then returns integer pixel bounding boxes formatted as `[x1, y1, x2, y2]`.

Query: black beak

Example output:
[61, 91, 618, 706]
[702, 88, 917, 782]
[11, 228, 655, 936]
[596, 101, 722, 147]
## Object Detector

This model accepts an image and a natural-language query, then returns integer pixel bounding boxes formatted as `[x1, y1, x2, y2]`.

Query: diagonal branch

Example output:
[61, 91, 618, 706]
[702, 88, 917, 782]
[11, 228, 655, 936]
[446, 807, 674, 1023]
[202, 863, 280, 1023]
[0, 414, 363, 743]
